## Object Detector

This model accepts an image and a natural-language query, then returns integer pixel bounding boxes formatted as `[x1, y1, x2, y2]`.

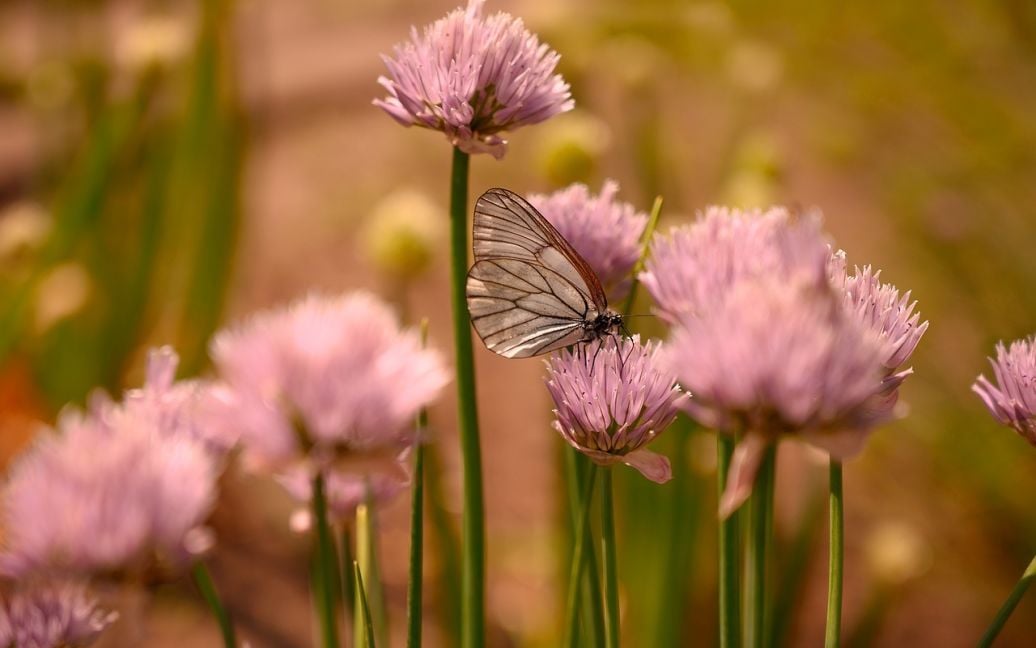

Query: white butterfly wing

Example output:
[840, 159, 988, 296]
[467, 259, 593, 358]
[466, 188, 608, 358]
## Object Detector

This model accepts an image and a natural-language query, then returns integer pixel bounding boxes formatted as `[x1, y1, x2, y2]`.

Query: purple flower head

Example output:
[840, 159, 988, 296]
[546, 335, 685, 483]
[2, 408, 217, 578]
[529, 180, 647, 299]
[374, 0, 574, 159]
[102, 346, 237, 454]
[639, 206, 831, 322]
[830, 254, 928, 374]
[829, 254, 928, 423]
[0, 580, 116, 648]
[208, 292, 449, 473]
[665, 278, 889, 516]
[973, 336, 1036, 444]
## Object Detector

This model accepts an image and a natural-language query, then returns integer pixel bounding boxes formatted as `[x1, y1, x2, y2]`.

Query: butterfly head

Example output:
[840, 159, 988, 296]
[585, 310, 624, 341]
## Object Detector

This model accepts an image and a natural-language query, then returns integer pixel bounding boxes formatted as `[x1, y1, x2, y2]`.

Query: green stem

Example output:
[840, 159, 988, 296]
[449, 146, 484, 648]
[717, 435, 740, 648]
[311, 473, 340, 648]
[978, 554, 1036, 647]
[563, 463, 599, 648]
[565, 449, 605, 646]
[407, 415, 427, 648]
[191, 563, 237, 648]
[744, 446, 776, 648]
[825, 461, 844, 648]
[355, 497, 387, 648]
[425, 442, 462, 642]
[601, 468, 620, 648]
[620, 195, 664, 318]
[354, 561, 377, 648]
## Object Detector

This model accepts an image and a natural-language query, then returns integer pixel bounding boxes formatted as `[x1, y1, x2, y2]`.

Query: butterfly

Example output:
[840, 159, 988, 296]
[465, 187, 624, 358]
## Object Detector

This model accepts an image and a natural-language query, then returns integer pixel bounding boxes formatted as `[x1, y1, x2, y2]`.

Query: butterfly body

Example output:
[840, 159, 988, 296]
[585, 311, 624, 340]
[466, 187, 625, 358]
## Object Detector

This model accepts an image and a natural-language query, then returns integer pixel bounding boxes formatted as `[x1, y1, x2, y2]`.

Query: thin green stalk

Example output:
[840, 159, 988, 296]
[355, 498, 387, 648]
[621, 195, 664, 318]
[563, 464, 599, 648]
[601, 468, 620, 648]
[717, 435, 740, 648]
[311, 473, 340, 648]
[565, 449, 605, 646]
[448, 146, 485, 648]
[978, 554, 1036, 647]
[354, 561, 377, 648]
[340, 525, 355, 623]
[825, 461, 844, 648]
[425, 442, 462, 642]
[407, 409, 428, 647]
[191, 563, 237, 648]
[744, 446, 777, 648]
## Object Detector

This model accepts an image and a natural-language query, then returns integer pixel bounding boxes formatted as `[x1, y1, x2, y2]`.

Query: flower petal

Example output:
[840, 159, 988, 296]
[623, 449, 672, 483]
[718, 432, 770, 519]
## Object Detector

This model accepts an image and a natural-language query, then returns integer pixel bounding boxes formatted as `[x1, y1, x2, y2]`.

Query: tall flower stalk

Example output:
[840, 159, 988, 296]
[717, 434, 740, 648]
[448, 146, 485, 647]
[973, 334, 1036, 644]
[825, 461, 844, 648]
[312, 473, 340, 648]
[649, 207, 926, 647]
[600, 469, 620, 648]
[548, 336, 683, 648]
[376, 3, 573, 642]
[743, 446, 776, 648]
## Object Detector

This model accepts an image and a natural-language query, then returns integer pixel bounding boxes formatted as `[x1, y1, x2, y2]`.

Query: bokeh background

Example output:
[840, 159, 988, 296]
[2, 0, 1036, 646]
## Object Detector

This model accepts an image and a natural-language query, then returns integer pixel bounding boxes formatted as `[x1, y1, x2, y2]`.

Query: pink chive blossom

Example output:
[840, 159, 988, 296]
[0, 581, 116, 648]
[665, 279, 889, 517]
[1, 409, 217, 578]
[830, 254, 928, 374]
[639, 206, 831, 322]
[208, 292, 449, 473]
[529, 180, 647, 299]
[973, 335, 1036, 444]
[829, 254, 928, 423]
[545, 336, 685, 483]
[374, 0, 574, 159]
[92, 346, 237, 454]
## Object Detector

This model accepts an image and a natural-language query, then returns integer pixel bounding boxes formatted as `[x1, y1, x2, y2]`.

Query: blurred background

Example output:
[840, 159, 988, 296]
[2, 0, 1036, 646]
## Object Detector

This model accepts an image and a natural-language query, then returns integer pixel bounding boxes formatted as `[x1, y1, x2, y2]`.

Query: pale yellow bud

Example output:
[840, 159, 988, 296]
[534, 112, 612, 187]
[362, 189, 443, 281]
[864, 520, 932, 586]
[34, 263, 92, 333]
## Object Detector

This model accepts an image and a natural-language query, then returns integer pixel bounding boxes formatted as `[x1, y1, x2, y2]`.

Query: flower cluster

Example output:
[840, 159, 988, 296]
[644, 206, 926, 515]
[1, 404, 218, 578]
[208, 292, 447, 468]
[546, 336, 685, 483]
[0, 581, 116, 648]
[529, 180, 647, 299]
[375, 0, 573, 158]
[973, 335, 1036, 444]
[207, 292, 448, 515]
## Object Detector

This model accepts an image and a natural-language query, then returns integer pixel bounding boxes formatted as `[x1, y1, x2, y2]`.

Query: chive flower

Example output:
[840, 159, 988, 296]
[374, 0, 574, 158]
[973, 335, 1036, 443]
[545, 336, 684, 483]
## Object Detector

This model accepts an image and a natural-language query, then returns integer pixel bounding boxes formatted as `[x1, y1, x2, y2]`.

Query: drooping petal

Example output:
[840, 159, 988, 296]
[622, 449, 672, 484]
[718, 432, 770, 519]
